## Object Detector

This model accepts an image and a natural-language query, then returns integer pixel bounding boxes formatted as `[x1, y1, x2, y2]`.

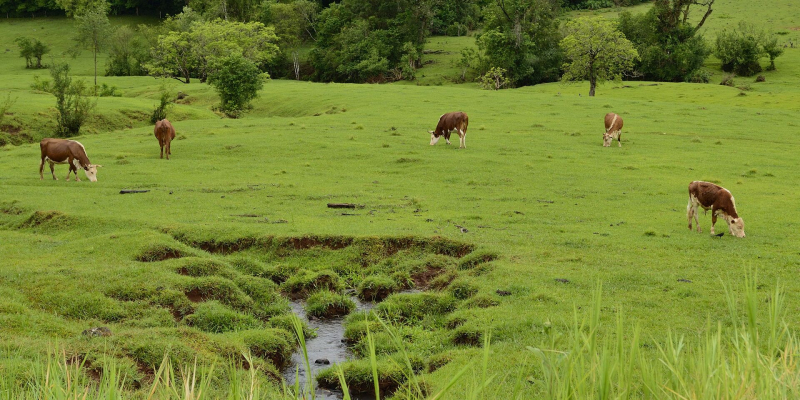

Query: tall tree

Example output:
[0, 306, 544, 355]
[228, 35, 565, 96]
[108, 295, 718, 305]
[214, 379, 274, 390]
[561, 17, 638, 96]
[74, 3, 111, 88]
[475, 0, 562, 86]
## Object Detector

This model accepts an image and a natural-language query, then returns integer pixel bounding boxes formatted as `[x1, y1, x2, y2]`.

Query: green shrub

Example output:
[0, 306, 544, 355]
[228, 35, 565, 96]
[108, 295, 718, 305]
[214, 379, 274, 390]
[207, 53, 267, 117]
[14, 37, 49, 69]
[50, 63, 95, 138]
[185, 301, 260, 333]
[305, 291, 355, 318]
[714, 22, 781, 76]
[150, 83, 174, 124]
[357, 274, 398, 301]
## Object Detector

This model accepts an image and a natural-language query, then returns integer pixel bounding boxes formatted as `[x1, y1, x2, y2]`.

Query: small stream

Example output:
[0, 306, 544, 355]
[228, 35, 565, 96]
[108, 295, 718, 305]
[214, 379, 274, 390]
[283, 297, 377, 400]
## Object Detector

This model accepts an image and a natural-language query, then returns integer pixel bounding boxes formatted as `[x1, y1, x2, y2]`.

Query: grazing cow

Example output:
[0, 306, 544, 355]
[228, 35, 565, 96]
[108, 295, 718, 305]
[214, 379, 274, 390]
[603, 113, 624, 147]
[39, 138, 102, 182]
[154, 119, 176, 160]
[429, 112, 469, 149]
[687, 181, 745, 238]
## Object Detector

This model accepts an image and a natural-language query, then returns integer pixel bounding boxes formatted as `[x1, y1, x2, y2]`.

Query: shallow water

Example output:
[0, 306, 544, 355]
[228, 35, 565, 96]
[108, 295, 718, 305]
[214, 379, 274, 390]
[283, 297, 377, 400]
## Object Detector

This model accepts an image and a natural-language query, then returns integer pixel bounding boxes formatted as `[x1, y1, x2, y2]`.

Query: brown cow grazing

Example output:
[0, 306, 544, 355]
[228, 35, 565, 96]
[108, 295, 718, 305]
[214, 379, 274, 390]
[429, 112, 469, 149]
[39, 138, 102, 182]
[687, 181, 745, 238]
[603, 113, 624, 147]
[154, 119, 176, 160]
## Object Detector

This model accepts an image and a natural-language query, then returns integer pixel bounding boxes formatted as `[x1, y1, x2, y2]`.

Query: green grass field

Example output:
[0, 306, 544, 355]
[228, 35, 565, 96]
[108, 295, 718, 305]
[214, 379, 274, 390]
[2, 1, 800, 398]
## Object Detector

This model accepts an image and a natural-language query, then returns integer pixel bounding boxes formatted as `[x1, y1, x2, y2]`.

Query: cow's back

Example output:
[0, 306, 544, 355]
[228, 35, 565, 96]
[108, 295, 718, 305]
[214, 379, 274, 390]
[155, 119, 176, 141]
[40, 138, 72, 162]
[689, 181, 735, 212]
[605, 113, 623, 132]
[437, 112, 468, 133]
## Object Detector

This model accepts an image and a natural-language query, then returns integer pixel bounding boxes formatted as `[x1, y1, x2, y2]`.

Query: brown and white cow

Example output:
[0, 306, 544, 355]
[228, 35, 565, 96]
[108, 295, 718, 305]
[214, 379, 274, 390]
[429, 112, 469, 149]
[154, 119, 176, 160]
[39, 138, 102, 182]
[687, 181, 745, 238]
[603, 113, 624, 147]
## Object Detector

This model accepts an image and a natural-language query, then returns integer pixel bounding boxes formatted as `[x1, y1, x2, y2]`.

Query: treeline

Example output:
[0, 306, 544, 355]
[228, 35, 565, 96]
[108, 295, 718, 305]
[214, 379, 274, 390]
[10, 0, 789, 91]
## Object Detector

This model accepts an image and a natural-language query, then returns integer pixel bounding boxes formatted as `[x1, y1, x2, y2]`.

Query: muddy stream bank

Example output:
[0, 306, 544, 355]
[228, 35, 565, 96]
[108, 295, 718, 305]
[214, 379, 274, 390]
[283, 297, 377, 400]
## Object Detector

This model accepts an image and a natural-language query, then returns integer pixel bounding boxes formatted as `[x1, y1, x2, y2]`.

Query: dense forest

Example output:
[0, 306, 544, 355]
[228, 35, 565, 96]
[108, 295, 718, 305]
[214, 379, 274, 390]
[6, 0, 786, 92]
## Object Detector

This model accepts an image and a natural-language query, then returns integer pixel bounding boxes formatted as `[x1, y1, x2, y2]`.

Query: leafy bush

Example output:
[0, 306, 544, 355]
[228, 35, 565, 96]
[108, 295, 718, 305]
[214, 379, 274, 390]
[207, 53, 267, 118]
[150, 84, 174, 124]
[479, 67, 510, 90]
[617, 8, 711, 82]
[720, 74, 736, 87]
[14, 37, 49, 69]
[50, 63, 95, 138]
[305, 290, 356, 318]
[105, 25, 150, 76]
[715, 22, 766, 76]
[0, 94, 16, 127]
[30, 75, 51, 92]
[686, 69, 712, 84]
[96, 83, 120, 97]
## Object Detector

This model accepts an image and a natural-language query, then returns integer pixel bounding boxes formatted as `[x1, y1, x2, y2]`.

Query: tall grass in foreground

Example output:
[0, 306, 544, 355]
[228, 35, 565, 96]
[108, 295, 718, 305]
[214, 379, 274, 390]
[3, 276, 799, 399]
[530, 275, 800, 399]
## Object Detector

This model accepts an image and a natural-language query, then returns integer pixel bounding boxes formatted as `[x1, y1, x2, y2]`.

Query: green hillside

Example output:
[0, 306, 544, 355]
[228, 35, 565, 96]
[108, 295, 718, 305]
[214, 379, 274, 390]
[2, 1, 800, 398]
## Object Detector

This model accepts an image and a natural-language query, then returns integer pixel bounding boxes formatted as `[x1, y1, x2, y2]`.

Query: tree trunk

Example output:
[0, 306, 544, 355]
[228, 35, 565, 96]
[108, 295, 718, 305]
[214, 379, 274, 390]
[292, 51, 300, 80]
[94, 46, 97, 89]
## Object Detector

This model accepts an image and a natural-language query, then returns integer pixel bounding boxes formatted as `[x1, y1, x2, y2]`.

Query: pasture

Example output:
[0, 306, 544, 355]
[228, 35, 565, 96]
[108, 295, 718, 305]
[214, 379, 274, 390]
[2, 1, 800, 397]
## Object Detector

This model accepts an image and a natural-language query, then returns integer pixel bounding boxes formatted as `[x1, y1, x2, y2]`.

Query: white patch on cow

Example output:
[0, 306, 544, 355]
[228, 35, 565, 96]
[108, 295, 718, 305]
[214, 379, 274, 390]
[72, 140, 88, 158]
[72, 159, 81, 169]
[84, 165, 98, 182]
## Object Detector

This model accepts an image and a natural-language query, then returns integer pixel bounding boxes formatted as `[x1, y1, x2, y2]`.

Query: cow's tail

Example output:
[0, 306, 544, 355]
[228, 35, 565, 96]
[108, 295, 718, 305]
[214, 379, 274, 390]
[606, 114, 618, 133]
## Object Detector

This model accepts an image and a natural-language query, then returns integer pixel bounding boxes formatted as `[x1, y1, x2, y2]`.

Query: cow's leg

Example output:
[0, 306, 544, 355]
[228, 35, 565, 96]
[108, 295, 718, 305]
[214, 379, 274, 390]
[159, 141, 164, 159]
[64, 157, 73, 181]
[445, 131, 451, 145]
[49, 161, 57, 180]
[617, 132, 622, 147]
[165, 140, 170, 160]
[694, 207, 701, 232]
[710, 212, 717, 235]
[39, 157, 45, 180]
[459, 130, 466, 149]
[687, 199, 694, 231]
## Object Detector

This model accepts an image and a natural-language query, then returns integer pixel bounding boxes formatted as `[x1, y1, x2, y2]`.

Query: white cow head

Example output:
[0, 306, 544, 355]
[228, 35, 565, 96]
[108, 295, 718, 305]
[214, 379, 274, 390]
[603, 133, 613, 147]
[727, 217, 746, 238]
[84, 164, 103, 182]
[429, 131, 441, 145]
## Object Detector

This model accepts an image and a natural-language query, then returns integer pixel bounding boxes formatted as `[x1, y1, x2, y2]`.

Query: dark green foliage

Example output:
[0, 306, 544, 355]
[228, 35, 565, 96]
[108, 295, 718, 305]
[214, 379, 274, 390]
[357, 274, 398, 301]
[474, 0, 562, 86]
[563, 0, 648, 9]
[150, 88, 173, 124]
[14, 37, 49, 69]
[207, 53, 266, 117]
[715, 22, 784, 76]
[309, 0, 430, 83]
[305, 290, 355, 318]
[617, 4, 711, 82]
[49, 63, 95, 138]
[185, 301, 260, 332]
[105, 25, 150, 76]
[429, 0, 481, 36]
